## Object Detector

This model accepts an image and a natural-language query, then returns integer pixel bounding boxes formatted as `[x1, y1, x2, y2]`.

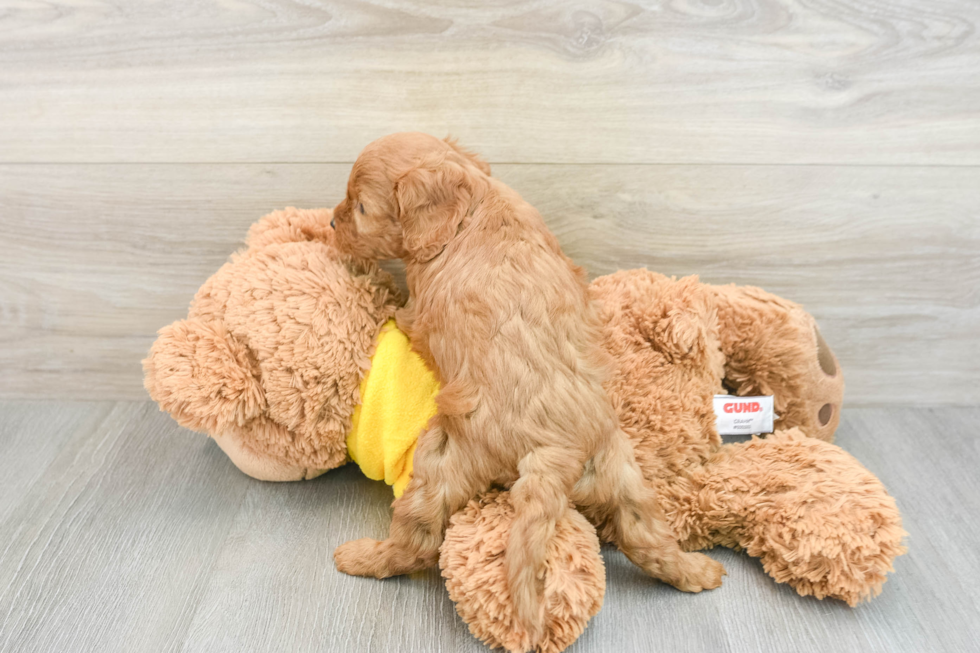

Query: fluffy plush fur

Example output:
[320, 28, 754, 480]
[329, 133, 724, 636]
[441, 491, 606, 653]
[710, 284, 843, 442]
[145, 207, 903, 653]
[594, 269, 901, 604]
[144, 207, 402, 480]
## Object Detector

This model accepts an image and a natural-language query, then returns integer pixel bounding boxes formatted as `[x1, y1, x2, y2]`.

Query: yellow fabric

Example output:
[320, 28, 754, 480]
[347, 320, 440, 497]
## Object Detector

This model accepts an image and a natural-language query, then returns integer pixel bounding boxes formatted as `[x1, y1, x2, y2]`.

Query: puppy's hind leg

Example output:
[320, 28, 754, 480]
[576, 432, 725, 592]
[334, 424, 484, 578]
[507, 446, 579, 640]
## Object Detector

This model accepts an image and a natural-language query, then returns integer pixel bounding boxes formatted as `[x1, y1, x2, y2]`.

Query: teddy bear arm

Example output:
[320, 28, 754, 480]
[680, 429, 905, 605]
[708, 284, 844, 442]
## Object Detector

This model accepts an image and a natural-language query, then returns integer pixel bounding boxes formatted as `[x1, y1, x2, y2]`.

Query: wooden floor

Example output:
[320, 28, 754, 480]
[0, 402, 976, 653]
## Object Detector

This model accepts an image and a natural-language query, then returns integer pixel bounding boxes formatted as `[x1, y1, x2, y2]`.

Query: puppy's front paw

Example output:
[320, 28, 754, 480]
[334, 538, 386, 578]
[668, 552, 726, 593]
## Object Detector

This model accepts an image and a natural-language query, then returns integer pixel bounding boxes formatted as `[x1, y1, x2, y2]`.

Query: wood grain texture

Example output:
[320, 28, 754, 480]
[1, 163, 977, 403]
[0, 402, 253, 653]
[1, 0, 978, 402]
[1, 0, 979, 164]
[0, 403, 978, 652]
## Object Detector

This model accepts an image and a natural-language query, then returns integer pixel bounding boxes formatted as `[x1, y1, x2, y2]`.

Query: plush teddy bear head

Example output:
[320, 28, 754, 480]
[143, 207, 403, 481]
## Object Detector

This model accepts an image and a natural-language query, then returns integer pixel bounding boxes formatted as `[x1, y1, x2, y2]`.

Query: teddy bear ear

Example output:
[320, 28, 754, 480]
[245, 207, 335, 249]
[632, 276, 715, 363]
[395, 157, 474, 263]
[652, 308, 706, 359]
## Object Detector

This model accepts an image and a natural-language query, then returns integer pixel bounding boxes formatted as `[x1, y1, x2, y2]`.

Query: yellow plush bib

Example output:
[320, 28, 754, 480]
[347, 320, 440, 497]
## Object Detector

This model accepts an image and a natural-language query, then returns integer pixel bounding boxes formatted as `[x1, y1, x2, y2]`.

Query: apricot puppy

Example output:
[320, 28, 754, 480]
[331, 133, 724, 636]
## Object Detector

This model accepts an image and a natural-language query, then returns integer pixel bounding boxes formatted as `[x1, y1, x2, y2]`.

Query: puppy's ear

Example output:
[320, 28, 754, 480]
[395, 158, 473, 263]
[443, 136, 491, 176]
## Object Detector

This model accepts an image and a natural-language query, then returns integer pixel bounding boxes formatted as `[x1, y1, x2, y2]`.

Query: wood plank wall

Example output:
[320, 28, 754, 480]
[1, 1, 978, 403]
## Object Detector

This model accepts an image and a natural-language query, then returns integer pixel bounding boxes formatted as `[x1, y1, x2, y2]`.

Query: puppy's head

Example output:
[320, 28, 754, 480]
[333, 133, 490, 263]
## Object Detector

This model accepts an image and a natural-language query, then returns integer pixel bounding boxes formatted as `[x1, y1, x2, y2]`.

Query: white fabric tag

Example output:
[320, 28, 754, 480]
[713, 395, 774, 435]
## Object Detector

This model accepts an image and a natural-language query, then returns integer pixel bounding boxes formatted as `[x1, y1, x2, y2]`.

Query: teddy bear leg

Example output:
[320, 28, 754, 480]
[708, 284, 844, 441]
[440, 491, 606, 653]
[681, 429, 905, 605]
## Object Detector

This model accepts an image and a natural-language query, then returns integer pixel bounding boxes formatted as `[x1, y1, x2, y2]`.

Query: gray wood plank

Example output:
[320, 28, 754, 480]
[1, 1, 978, 164]
[0, 402, 112, 526]
[179, 465, 483, 653]
[0, 402, 252, 653]
[1, 403, 978, 653]
[1, 163, 977, 404]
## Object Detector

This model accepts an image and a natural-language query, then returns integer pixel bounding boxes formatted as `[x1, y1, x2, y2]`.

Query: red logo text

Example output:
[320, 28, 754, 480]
[724, 402, 761, 414]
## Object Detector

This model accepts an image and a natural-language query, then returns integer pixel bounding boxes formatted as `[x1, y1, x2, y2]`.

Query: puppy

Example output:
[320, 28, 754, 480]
[332, 133, 724, 636]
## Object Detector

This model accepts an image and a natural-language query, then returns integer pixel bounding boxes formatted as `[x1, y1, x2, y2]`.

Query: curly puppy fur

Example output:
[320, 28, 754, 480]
[330, 133, 724, 637]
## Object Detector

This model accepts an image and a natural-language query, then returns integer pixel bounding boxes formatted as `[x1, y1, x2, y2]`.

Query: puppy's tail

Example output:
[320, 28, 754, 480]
[507, 449, 571, 642]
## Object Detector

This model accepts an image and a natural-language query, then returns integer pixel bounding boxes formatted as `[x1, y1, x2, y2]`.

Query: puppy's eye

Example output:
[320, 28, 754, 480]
[358, 203, 365, 215]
